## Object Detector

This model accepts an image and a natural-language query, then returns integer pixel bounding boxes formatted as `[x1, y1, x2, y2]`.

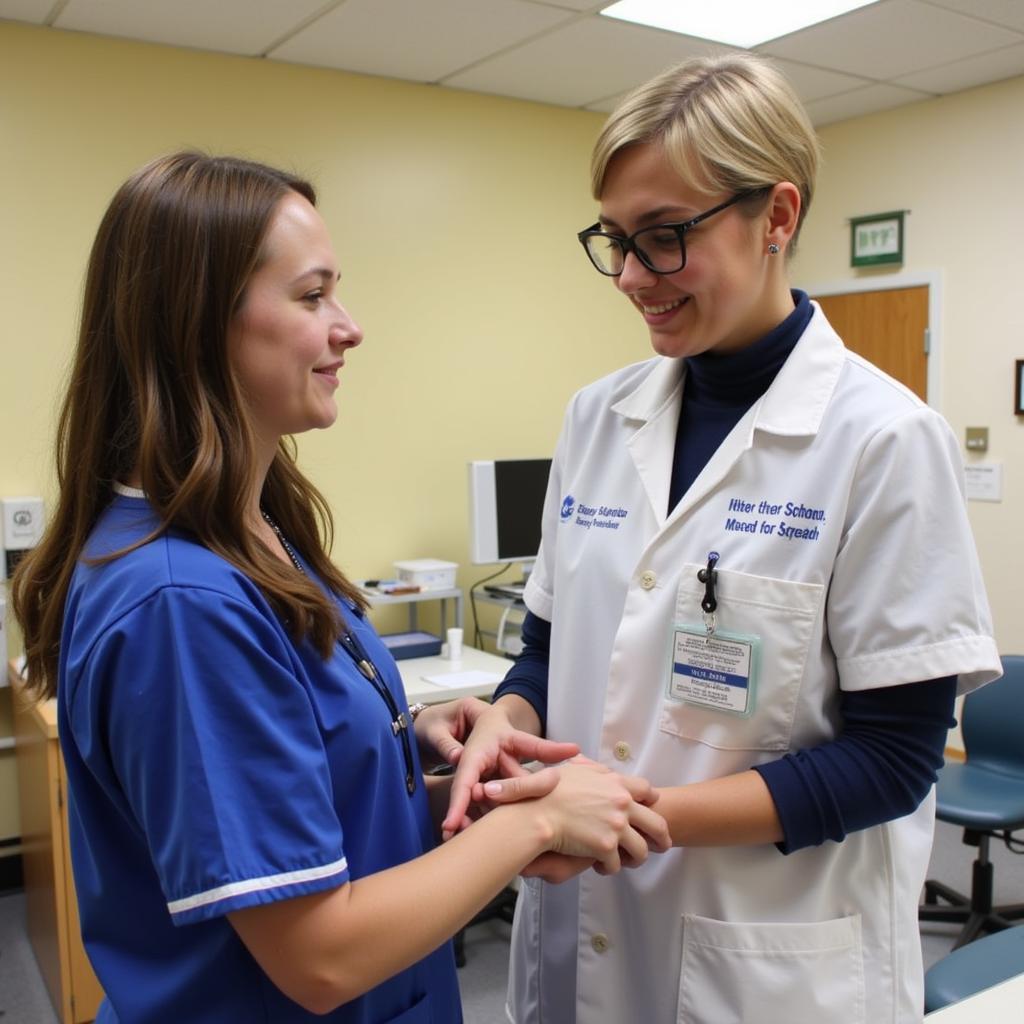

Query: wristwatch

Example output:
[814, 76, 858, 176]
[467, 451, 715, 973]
[407, 702, 429, 722]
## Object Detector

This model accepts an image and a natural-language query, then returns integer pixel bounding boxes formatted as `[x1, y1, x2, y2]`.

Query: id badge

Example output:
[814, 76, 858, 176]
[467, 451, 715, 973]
[667, 624, 761, 717]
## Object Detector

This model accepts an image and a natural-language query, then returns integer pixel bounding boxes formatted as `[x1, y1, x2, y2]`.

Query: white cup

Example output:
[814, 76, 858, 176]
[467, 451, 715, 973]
[446, 626, 463, 661]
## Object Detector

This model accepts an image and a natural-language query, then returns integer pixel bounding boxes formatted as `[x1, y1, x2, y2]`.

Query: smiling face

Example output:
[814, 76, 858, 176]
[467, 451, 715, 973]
[598, 142, 797, 359]
[228, 192, 362, 456]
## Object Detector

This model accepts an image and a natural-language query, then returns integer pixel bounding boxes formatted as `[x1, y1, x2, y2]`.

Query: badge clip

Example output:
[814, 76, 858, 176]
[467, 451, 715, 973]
[697, 551, 719, 640]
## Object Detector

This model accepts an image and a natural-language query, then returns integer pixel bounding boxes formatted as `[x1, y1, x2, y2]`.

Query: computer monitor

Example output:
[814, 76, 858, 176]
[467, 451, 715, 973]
[468, 459, 552, 566]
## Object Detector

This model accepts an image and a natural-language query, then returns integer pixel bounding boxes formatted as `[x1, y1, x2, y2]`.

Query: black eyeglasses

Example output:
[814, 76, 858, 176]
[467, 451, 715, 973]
[577, 191, 760, 277]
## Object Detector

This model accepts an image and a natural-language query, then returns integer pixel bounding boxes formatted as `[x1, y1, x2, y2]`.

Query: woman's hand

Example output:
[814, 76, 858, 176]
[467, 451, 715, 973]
[413, 697, 492, 768]
[440, 699, 579, 840]
[478, 757, 672, 876]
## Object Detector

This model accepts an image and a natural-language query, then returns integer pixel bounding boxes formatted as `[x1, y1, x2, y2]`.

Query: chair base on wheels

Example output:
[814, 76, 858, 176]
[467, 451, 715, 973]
[919, 830, 1024, 949]
[453, 886, 518, 968]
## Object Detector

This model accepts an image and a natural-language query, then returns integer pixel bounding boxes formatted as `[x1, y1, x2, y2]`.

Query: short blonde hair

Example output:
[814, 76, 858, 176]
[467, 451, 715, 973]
[591, 53, 821, 244]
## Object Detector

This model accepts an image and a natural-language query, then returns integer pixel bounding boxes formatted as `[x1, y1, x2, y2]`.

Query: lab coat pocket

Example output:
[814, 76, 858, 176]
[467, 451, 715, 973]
[660, 567, 823, 751]
[677, 914, 865, 1024]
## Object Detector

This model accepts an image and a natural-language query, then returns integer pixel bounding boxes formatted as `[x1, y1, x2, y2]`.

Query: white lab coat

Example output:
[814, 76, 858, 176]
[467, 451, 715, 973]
[508, 306, 1000, 1024]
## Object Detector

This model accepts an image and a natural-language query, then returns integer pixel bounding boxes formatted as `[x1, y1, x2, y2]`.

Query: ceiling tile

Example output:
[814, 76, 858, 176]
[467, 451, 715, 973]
[760, 0, 1021, 79]
[920, 0, 1024, 34]
[0, 0, 55, 23]
[584, 90, 628, 113]
[54, 0, 330, 55]
[444, 15, 733, 107]
[270, 0, 573, 82]
[803, 82, 932, 125]
[769, 58, 872, 104]
[892, 41, 1024, 92]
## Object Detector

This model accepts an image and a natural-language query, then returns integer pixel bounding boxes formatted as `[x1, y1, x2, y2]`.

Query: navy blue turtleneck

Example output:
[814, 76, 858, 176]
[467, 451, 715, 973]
[668, 291, 813, 509]
[494, 292, 955, 853]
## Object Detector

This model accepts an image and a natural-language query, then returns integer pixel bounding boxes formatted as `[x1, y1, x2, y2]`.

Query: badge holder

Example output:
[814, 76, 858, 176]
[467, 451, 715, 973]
[666, 552, 761, 717]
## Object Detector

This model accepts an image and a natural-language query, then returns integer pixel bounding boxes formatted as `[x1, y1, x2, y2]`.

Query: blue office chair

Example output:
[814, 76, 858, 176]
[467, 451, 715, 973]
[924, 924, 1024, 1012]
[919, 655, 1024, 949]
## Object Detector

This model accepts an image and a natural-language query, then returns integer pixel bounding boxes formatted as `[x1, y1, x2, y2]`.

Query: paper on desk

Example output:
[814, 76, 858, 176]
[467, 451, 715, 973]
[420, 669, 502, 689]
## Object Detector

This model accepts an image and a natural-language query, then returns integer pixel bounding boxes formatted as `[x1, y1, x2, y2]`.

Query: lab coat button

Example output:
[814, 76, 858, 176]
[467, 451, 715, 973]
[613, 741, 631, 762]
[640, 570, 657, 590]
[591, 933, 610, 953]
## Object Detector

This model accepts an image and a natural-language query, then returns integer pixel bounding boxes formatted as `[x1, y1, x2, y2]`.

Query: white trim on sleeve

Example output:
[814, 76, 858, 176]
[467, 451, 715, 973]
[167, 856, 348, 916]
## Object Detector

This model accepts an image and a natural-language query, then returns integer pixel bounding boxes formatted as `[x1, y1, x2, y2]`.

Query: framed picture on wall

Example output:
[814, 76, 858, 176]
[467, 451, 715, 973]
[1015, 360, 1024, 415]
[850, 211, 905, 267]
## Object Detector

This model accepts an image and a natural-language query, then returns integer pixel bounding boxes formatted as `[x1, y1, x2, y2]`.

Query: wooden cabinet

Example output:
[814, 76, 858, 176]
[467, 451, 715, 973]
[11, 660, 103, 1023]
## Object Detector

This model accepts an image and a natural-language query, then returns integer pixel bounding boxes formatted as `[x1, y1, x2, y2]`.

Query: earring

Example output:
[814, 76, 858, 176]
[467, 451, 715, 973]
[767, 242, 781, 255]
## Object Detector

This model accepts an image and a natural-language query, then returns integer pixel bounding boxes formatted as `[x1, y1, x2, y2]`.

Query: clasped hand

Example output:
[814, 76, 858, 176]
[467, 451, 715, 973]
[414, 698, 671, 880]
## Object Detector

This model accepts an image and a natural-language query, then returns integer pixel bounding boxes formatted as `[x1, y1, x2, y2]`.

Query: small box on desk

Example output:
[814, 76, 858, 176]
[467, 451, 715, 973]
[380, 631, 442, 661]
[393, 559, 457, 590]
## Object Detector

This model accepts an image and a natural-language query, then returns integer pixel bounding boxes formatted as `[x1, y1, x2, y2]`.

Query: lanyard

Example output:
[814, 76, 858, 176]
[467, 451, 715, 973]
[261, 510, 417, 795]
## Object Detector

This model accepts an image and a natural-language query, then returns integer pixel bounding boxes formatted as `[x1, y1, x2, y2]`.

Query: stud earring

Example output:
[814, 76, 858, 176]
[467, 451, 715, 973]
[767, 242, 781, 255]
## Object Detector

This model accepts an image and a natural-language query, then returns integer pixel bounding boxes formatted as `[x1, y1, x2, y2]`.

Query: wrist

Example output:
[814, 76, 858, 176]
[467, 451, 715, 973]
[491, 800, 556, 857]
[493, 694, 542, 735]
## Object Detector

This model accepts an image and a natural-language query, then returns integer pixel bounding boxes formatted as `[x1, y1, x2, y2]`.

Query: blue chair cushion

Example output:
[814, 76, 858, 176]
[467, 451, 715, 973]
[924, 925, 1024, 1011]
[936, 762, 1024, 832]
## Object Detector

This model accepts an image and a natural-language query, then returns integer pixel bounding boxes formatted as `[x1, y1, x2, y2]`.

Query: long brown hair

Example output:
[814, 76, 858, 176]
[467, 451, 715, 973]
[13, 151, 365, 699]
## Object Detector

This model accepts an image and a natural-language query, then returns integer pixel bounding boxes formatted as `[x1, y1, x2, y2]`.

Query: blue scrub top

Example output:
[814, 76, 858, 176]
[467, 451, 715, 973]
[58, 495, 461, 1023]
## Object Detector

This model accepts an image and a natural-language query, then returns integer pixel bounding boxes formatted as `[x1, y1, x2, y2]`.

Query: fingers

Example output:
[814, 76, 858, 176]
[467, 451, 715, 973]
[496, 749, 532, 780]
[594, 845, 623, 876]
[443, 767, 480, 841]
[614, 772, 659, 806]
[482, 766, 560, 804]
[615, 822, 653, 867]
[432, 734, 464, 766]
[508, 736, 580, 765]
[627, 801, 672, 853]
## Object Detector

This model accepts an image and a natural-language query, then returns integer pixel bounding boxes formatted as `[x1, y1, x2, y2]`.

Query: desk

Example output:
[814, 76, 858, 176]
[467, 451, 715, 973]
[397, 646, 512, 705]
[925, 971, 1024, 1020]
[10, 661, 103, 1023]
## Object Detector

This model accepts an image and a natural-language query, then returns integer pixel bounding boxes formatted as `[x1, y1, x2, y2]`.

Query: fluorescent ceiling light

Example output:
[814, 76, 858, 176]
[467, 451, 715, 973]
[600, 0, 880, 48]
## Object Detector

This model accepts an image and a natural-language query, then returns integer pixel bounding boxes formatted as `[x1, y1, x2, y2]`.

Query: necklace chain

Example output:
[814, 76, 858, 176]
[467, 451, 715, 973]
[260, 509, 305, 574]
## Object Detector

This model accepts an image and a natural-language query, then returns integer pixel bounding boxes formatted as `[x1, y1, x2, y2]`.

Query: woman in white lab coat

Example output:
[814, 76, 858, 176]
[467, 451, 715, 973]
[442, 53, 1001, 1023]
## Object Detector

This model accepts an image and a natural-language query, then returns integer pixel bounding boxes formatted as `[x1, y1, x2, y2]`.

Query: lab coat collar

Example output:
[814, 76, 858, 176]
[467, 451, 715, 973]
[609, 355, 685, 424]
[609, 302, 844, 436]
[609, 303, 845, 527]
[753, 302, 845, 437]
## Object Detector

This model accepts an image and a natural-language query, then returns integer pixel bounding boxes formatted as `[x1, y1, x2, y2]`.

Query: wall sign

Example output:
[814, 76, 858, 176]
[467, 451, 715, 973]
[850, 211, 905, 267]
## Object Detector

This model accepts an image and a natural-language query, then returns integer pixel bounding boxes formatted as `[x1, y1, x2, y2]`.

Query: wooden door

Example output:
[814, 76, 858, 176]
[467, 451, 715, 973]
[813, 286, 929, 400]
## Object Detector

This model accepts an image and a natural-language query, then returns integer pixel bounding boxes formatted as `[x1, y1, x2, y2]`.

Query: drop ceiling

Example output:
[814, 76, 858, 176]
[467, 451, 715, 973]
[3, 0, 1024, 125]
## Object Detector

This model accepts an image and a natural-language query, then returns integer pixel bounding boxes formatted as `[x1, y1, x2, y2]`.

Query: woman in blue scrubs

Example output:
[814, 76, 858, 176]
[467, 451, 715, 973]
[12, 152, 670, 1024]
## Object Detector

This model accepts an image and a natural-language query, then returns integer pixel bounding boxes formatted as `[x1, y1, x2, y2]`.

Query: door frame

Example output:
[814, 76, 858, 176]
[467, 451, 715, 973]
[803, 270, 943, 412]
